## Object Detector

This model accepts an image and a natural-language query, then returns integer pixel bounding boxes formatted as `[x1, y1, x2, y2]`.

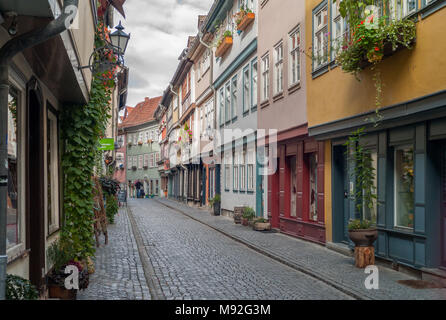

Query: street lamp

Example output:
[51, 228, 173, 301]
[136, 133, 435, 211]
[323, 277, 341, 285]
[78, 21, 130, 76]
[109, 21, 130, 56]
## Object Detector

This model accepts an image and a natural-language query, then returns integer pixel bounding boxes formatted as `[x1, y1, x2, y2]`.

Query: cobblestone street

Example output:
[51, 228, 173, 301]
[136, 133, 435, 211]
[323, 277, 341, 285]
[80, 199, 353, 300]
[78, 207, 151, 300]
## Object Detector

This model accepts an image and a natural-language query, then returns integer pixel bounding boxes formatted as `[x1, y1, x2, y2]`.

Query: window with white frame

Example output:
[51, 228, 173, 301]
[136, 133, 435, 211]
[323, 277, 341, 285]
[289, 26, 301, 86]
[138, 155, 143, 169]
[233, 150, 239, 191]
[313, 3, 328, 70]
[261, 54, 270, 101]
[274, 42, 284, 94]
[150, 153, 155, 167]
[128, 156, 133, 169]
[389, 0, 417, 20]
[240, 146, 246, 191]
[219, 88, 224, 126]
[225, 164, 231, 191]
[331, 0, 348, 60]
[138, 132, 144, 143]
[251, 60, 258, 108]
[201, 49, 211, 76]
[225, 82, 231, 123]
[240, 0, 255, 11]
[247, 148, 255, 191]
[145, 131, 149, 143]
[7, 86, 21, 248]
[133, 133, 137, 145]
[394, 145, 414, 229]
[144, 154, 149, 168]
[231, 76, 237, 119]
[47, 107, 60, 234]
[155, 152, 160, 164]
[243, 66, 250, 113]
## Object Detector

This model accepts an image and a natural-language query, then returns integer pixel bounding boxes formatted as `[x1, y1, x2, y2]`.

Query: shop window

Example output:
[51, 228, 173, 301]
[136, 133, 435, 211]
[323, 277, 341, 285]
[309, 153, 318, 221]
[233, 151, 239, 191]
[362, 150, 378, 223]
[394, 145, 414, 229]
[289, 156, 297, 217]
[7, 87, 20, 248]
[47, 107, 60, 235]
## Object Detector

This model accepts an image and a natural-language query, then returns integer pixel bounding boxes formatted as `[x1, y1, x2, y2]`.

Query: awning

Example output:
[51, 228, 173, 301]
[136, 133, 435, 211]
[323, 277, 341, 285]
[99, 0, 126, 19]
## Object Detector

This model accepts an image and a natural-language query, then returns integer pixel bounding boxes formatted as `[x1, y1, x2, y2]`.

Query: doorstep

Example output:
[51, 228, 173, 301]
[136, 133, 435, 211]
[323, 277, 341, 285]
[326, 242, 354, 257]
[421, 268, 446, 287]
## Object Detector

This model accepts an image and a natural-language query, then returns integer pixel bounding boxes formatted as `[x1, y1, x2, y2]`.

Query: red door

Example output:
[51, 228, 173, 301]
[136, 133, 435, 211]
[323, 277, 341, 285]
[269, 168, 280, 229]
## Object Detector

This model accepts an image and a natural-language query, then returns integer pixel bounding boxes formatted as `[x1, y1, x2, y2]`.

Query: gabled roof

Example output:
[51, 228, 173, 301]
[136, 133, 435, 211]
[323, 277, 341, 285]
[121, 96, 162, 129]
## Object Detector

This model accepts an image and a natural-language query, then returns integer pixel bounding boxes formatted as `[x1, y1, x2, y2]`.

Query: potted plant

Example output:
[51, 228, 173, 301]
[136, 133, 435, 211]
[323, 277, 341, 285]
[348, 219, 377, 247]
[253, 218, 271, 231]
[215, 30, 233, 58]
[6, 274, 39, 300]
[46, 241, 90, 300]
[241, 207, 255, 226]
[348, 219, 378, 268]
[209, 194, 221, 216]
[234, 6, 255, 32]
[147, 139, 153, 144]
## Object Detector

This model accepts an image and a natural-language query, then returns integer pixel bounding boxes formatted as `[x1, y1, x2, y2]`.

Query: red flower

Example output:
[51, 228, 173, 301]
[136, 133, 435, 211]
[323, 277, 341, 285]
[375, 47, 380, 51]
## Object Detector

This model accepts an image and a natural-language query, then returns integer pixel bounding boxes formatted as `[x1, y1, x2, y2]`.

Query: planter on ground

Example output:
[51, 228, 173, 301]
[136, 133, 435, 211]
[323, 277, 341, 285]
[233, 206, 244, 224]
[253, 221, 271, 231]
[348, 227, 378, 268]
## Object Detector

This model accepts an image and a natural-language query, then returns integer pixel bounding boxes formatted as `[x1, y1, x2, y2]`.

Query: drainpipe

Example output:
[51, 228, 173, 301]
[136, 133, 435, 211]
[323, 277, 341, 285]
[0, 0, 79, 300]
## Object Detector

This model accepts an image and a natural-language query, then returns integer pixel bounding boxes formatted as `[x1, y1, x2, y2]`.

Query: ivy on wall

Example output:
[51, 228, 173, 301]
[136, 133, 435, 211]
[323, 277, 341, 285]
[59, 23, 115, 260]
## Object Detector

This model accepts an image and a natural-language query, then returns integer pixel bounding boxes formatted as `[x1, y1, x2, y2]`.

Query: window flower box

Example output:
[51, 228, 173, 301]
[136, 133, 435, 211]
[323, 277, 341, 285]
[138, 141, 143, 146]
[128, 142, 133, 147]
[147, 139, 153, 144]
[236, 12, 255, 32]
[215, 36, 233, 58]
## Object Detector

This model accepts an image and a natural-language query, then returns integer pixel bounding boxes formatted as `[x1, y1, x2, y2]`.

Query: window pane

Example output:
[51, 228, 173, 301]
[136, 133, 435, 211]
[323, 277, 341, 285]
[394, 146, 414, 229]
[252, 62, 258, 107]
[309, 153, 318, 221]
[363, 151, 378, 223]
[231, 77, 237, 119]
[290, 156, 297, 217]
[7, 88, 19, 248]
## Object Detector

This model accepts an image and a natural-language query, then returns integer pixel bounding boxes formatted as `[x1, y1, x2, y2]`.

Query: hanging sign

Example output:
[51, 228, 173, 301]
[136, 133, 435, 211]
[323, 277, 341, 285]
[98, 138, 115, 151]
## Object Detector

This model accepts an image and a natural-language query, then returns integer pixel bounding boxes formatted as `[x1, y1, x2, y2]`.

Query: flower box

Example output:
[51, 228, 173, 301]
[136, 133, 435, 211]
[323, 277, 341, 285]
[215, 36, 233, 58]
[237, 12, 255, 32]
[358, 37, 416, 70]
[138, 141, 143, 146]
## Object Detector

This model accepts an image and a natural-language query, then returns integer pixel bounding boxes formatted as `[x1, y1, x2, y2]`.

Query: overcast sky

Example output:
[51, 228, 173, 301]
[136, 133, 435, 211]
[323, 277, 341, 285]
[118, 0, 214, 107]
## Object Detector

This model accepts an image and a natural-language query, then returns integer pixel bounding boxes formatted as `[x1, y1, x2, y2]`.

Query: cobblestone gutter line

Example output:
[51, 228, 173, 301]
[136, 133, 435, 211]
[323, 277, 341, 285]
[154, 199, 365, 300]
[127, 206, 166, 300]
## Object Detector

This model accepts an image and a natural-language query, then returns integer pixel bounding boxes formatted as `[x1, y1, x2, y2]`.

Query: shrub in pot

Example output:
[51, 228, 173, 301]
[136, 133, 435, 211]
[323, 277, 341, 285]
[242, 207, 255, 226]
[253, 218, 271, 231]
[348, 219, 377, 247]
[6, 274, 39, 300]
[46, 241, 90, 300]
[209, 194, 221, 216]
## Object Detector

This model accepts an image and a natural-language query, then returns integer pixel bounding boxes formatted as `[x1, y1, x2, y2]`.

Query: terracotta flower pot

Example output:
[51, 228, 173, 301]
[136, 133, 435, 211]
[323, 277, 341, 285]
[48, 285, 77, 300]
[253, 222, 271, 231]
[348, 229, 378, 247]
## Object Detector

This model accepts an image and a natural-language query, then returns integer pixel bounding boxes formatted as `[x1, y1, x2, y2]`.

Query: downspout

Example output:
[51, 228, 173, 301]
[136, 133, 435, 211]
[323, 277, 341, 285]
[0, 0, 79, 300]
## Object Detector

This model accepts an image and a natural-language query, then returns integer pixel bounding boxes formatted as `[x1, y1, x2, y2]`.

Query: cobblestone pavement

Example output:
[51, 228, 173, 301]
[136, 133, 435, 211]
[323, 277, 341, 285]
[78, 207, 151, 300]
[129, 199, 353, 300]
[156, 197, 446, 300]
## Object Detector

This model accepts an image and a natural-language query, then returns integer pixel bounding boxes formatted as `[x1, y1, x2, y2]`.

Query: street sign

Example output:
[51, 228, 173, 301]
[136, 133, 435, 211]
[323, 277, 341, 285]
[98, 138, 115, 151]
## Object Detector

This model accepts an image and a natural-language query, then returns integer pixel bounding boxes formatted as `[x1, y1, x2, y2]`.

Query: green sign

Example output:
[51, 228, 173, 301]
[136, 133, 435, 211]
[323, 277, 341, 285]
[98, 138, 115, 151]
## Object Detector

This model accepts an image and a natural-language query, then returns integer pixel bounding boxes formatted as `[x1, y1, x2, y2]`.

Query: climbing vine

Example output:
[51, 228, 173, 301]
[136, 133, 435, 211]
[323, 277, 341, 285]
[60, 22, 116, 260]
[334, 0, 417, 221]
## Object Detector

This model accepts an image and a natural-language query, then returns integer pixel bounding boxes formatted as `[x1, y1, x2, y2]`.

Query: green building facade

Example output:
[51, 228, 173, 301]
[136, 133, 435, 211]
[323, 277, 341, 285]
[125, 120, 161, 198]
